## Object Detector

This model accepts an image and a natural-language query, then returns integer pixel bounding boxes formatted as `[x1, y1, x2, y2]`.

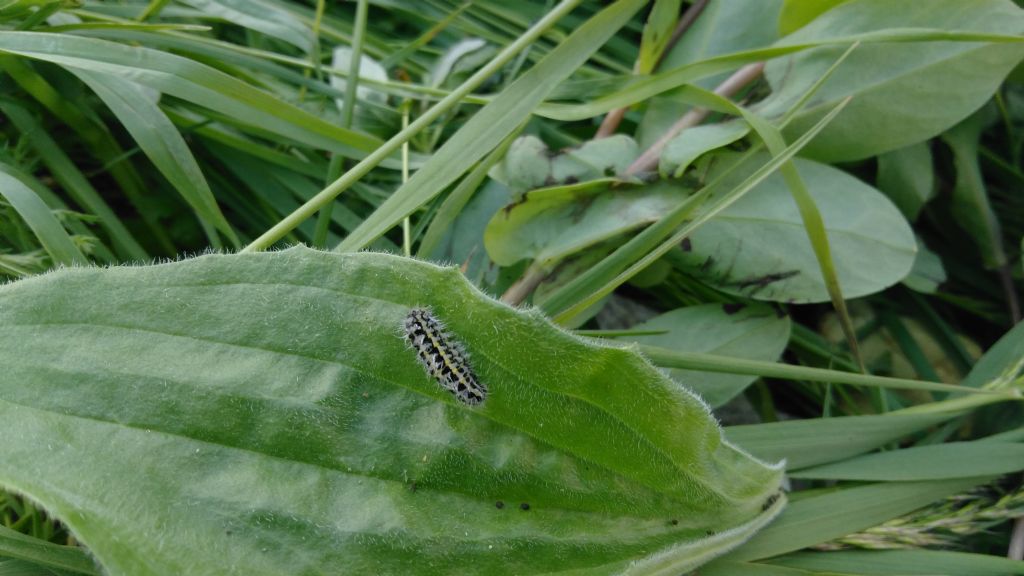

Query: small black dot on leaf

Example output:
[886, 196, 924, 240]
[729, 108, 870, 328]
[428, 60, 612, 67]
[519, 502, 530, 511]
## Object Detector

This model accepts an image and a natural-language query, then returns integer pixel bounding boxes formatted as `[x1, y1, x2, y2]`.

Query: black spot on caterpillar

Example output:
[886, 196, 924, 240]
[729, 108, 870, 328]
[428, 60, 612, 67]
[761, 491, 783, 512]
[403, 307, 487, 406]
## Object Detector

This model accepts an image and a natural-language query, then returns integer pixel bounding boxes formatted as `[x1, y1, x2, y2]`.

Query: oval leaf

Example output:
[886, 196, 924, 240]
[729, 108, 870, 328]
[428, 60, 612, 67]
[759, 0, 1024, 162]
[489, 135, 640, 194]
[0, 247, 783, 576]
[617, 304, 791, 407]
[675, 153, 916, 303]
[485, 179, 690, 266]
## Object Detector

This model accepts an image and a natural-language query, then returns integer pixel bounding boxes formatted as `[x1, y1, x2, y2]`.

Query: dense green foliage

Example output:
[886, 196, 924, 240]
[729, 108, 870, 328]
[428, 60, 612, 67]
[1, 1, 1023, 575]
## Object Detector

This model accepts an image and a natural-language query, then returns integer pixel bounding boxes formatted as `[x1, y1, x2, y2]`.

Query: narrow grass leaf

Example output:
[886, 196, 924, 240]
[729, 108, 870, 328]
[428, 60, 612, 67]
[726, 412, 954, 470]
[0, 100, 149, 262]
[0, 168, 86, 267]
[0, 32, 385, 160]
[728, 477, 992, 561]
[771, 549, 1024, 575]
[72, 70, 238, 247]
[0, 526, 96, 576]
[334, 0, 648, 252]
[789, 441, 1024, 480]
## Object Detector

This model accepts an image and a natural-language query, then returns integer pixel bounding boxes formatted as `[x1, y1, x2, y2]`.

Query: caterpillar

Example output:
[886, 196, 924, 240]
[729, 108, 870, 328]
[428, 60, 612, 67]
[402, 307, 487, 406]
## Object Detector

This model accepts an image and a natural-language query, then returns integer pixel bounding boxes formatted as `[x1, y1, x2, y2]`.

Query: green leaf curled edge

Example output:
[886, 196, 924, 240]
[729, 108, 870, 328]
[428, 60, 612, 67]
[0, 247, 783, 575]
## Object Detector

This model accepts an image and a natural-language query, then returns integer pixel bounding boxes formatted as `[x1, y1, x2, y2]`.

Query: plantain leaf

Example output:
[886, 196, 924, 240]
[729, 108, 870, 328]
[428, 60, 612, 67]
[0, 247, 783, 576]
[484, 179, 689, 267]
[760, 0, 1024, 162]
[489, 135, 640, 195]
[673, 152, 916, 303]
[616, 304, 791, 408]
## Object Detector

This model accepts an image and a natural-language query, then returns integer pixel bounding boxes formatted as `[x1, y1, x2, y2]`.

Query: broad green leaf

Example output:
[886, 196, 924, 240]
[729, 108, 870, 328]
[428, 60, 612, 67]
[902, 237, 946, 294]
[777, 0, 848, 36]
[334, 0, 650, 252]
[0, 247, 784, 576]
[543, 98, 851, 322]
[0, 526, 95, 576]
[536, 29, 1024, 123]
[0, 32, 385, 161]
[728, 477, 991, 561]
[484, 179, 688, 267]
[771, 549, 1024, 575]
[70, 70, 239, 247]
[725, 412, 952, 470]
[789, 440, 1024, 480]
[759, 0, 1024, 162]
[659, 121, 750, 177]
[617, 304, 791, 407]
[658, 0, 782, 79]
[673, 153, 915, 303]
[941, 104, 1008, 269]
[875, 142, 935, 221]
[489, 135, 640, 194]
[0, 168, 86, 267]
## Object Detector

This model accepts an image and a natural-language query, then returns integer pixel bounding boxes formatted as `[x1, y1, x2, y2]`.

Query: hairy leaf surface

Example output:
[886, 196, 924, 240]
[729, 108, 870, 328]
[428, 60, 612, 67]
[0, 247, 783, 576]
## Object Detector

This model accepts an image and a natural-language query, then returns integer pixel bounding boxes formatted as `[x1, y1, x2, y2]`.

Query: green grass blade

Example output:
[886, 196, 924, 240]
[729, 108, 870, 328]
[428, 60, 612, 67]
[0, 167, 87, 267]
[789, 440, 1024, 481]
[72, 70, 239, 248]
[0, 55, 176, 254]
[0, 526, 97, 576]
[416, 127, 521, 258]
[771, 549, 1024, 575]
[241, 0, 595, 252]
[0, 32, 385, 161]
[637, 346, 1004, 397]
[0, 100, 149, 262]
[328, 0, 647, 253]
[726, 412, 957, 470]
[728, 477, 993, 561]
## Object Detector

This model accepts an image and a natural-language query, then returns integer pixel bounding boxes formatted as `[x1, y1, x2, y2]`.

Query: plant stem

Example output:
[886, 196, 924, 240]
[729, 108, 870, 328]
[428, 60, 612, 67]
[595, 0, 708, 138]
[625, 62, 764, 175]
